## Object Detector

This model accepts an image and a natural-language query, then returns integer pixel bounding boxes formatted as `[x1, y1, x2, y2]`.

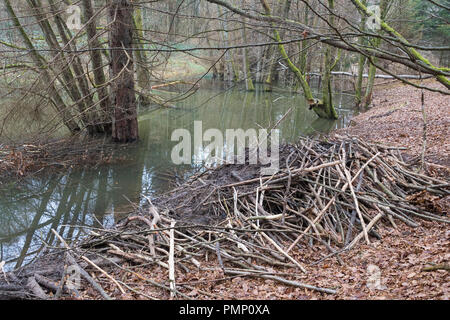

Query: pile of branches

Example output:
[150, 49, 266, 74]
[0, 136, 129, 179]
[1, 135, 449, 299]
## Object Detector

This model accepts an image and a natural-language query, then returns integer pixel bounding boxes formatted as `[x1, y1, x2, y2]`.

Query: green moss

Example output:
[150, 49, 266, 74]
[352, 0, 449, 87]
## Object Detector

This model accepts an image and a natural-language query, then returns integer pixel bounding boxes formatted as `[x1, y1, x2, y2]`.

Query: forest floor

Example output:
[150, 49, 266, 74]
[81, 220, 449, 300]
[334, 79, 449, 170]
[77, 80, 449, 301]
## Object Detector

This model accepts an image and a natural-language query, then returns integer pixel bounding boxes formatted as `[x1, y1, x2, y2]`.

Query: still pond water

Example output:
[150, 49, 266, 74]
[0, 81, 356, 271]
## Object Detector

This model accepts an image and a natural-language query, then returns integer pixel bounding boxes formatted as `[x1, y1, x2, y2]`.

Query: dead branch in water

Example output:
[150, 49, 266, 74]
[0, 136, 130, 179]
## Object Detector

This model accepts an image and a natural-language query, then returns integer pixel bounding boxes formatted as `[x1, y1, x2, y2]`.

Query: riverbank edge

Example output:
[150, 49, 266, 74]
[333, 79, 449, 175]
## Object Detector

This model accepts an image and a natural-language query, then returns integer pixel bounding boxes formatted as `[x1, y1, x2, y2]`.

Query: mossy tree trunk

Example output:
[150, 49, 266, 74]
[351, 0, 450, 89]
[263, 45, 276, 91]
[264, 0, 292, 91]
[320, 0, 339, 120]
[260, 0, 338, 119]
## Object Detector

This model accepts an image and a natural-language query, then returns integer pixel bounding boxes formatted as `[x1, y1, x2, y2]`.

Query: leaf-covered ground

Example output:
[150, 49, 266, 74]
[334, 80, 449, 169]
[80, 221, 448, 300]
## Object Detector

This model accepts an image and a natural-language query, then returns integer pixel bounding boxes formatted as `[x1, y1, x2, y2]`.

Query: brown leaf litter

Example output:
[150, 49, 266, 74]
[334, 79, 449, 171]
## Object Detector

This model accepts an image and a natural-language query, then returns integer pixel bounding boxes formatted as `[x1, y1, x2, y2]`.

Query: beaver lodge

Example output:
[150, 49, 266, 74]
[1, 135, 448, 299]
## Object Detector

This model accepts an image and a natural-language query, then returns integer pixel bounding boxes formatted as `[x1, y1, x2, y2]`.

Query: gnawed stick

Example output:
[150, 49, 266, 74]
[341, 164, 370, 245]
[35, 272, 80, 298]
[67, 253, 112, 299]
[108, 244, 169, 269]
[27, 276, 48, 299]
[52, 228, 120, 281]
[0, 260, 8, 284]
[223, 160, 342, 188]
[144, 195, 161, 257]
[81, 256, 125, 294]
[287, 153, 380, 252]
[225, 269, 336, 294]
[169, 219, 176, 298]
[347, 212, 384, 250]
[55, 254, 68, 299]
[51, 229, 112, 300]
[421, 264, 450, 272]
[35, 273, 64, 293]
[215, 241, 225, 272]
[247, 220, 307, 273]
[247, 213, 285, 221]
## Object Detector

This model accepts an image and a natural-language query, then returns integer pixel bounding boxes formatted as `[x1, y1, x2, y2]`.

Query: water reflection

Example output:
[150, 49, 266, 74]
[0, 82, 355, 271]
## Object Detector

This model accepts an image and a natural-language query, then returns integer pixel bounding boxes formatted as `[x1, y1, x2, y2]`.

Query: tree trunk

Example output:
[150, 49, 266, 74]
[355, 0, 367, 106]
[362, 0, 388, 108]
[260, 0, 337, 119]
[109, 0, 138, 143]
[4, 0, 81, 134]
[266, 0, 292, 86]
[320, 0, 338, 120]
[133, 5, 150, 89]
[26, 0, 94, 131]
[241, 18, 255, 91]
[263, 45, 276, 91]
[82, 0, 112, 134]
[133, 5, 152, 109]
